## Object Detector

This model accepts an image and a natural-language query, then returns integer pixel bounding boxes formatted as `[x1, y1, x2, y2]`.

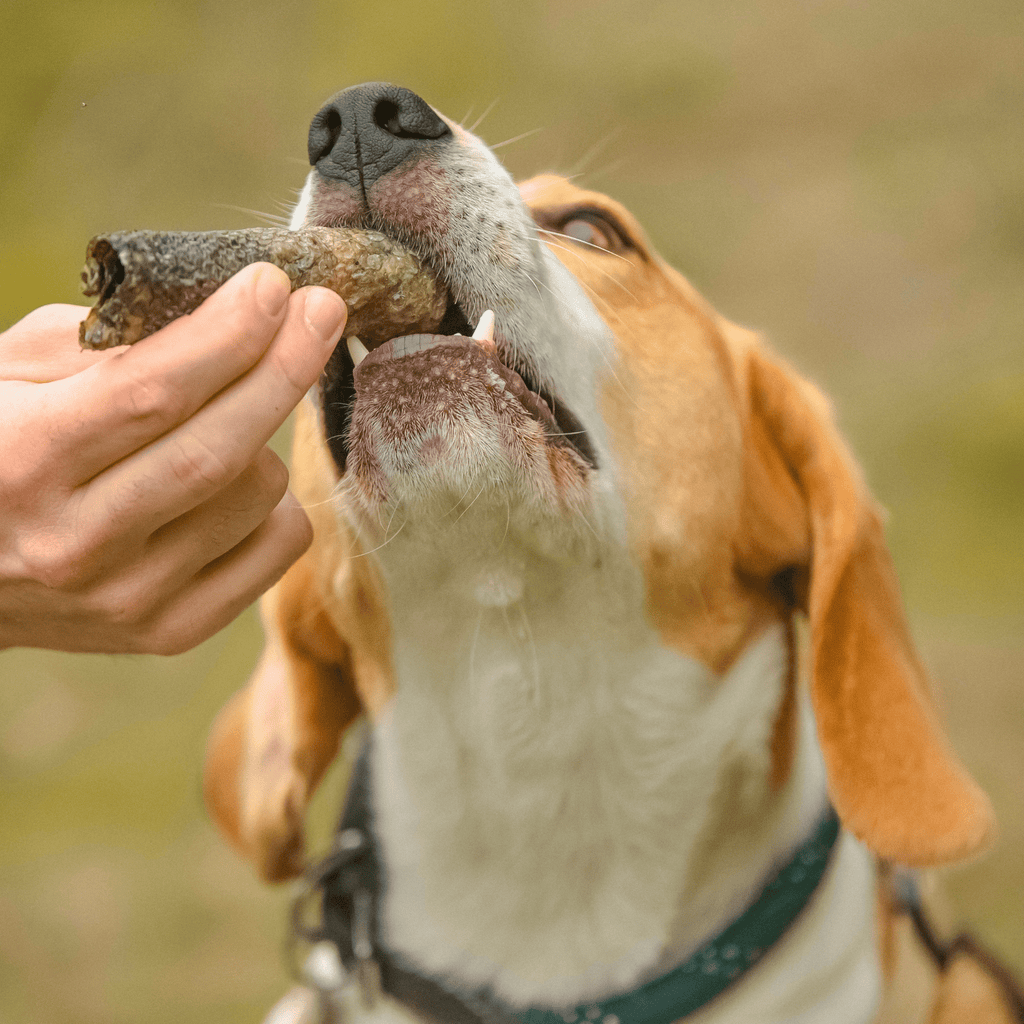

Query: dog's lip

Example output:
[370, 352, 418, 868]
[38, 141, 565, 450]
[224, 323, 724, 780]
[351, 330, 594, 463]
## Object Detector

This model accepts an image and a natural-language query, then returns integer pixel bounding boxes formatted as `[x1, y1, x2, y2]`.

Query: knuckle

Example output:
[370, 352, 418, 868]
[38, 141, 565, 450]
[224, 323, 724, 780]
[207, 271, 280, 349]
[253, 448, 290, 501]
[0, 418, 56, 502]
[83, 578, 154, 631]
[201, 504, 251, 556]
[167, 434, 234, 493]
[16, 533, 90, 590]
[292, 508, 314, 556]
[0, 456, 45, 506]
[142, 606, 217, 657]
[261, 502, 313, 573]
[268, 345, 318, 398]
[115, 365, 186, 429]
[144, 628, 196, 658]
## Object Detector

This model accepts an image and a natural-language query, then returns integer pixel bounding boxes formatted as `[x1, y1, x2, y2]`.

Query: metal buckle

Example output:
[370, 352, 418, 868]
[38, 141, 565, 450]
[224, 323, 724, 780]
[351, 886, 381, 1007]
[289, 827, 381, 1011]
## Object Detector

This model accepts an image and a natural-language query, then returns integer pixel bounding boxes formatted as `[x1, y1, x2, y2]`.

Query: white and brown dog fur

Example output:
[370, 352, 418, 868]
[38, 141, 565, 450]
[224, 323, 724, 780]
[203, 85, 1020, 1023]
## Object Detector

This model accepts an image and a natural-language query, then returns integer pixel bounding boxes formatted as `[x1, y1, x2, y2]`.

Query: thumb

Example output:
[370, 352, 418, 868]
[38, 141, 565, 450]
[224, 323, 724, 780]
[0, 304, 117, 383]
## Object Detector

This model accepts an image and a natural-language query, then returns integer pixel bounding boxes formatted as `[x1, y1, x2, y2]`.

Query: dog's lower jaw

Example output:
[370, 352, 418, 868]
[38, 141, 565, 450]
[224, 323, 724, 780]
[342, 433, 594, 546]
[363, 576, 841, 1011]
[337, 382, 605, 556]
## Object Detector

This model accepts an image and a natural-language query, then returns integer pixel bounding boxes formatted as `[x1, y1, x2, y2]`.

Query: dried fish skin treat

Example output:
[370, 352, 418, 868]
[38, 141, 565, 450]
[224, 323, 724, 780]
[78, 226, 448, 350]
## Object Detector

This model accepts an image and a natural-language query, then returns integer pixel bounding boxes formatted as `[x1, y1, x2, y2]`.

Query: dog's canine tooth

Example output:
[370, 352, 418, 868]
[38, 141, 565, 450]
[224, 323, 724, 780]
[472, 309, 496, 347]
[347, 336, 370, 366]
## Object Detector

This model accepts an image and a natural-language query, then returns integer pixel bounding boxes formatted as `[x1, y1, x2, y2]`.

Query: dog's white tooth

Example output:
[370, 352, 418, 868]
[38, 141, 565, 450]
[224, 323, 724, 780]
[472, 309, 496, 344]
[347, 336, 370, 366]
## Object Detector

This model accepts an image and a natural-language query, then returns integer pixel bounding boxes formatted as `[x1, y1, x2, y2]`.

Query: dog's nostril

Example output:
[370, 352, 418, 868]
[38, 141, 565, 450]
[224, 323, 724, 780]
[372, 96, 448, 141]
[373, 99, 403, 136]
[308, 106, 343, 166]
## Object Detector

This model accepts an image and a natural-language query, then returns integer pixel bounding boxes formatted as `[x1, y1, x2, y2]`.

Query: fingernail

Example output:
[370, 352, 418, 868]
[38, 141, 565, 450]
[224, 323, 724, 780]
[304, 288, 347, 347]
[254, 264, 290, 317]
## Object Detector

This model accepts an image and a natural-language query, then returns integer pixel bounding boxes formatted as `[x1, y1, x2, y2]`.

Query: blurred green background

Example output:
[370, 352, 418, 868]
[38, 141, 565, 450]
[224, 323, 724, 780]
[1, 0, 1022, 1021]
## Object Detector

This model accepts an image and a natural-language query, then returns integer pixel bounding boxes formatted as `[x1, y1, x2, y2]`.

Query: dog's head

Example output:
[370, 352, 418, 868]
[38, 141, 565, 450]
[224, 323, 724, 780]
[205, 84, 992, 881]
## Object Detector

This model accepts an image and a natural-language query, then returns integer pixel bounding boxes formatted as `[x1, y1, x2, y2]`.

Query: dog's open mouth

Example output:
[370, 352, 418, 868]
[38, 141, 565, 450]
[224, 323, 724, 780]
[320, 292, 597, 475]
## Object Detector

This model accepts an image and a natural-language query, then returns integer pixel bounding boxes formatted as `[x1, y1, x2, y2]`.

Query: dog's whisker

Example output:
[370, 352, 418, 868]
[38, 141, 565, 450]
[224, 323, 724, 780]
[490, 126, 546, 151]
[500, 496, 512, 549]
[537, 229, 634, 266]
[518, 604, 542, 705]
[563, 274, 630, 326]
[293, 475, 351, 511]
[503, 603, 542, 706]
[210, 203, 290, 226]
[522, 268, 559, 305]
[466, 607, 484, 693]
[536, 248, 638, 312]
[531, 241, 632, 316]
[517, 265, 632, 405]
[583, 156, 630, 182]
[538, 238, 642, 306]
[467, 97, 500, 134]
[565, 298, 637, 404]
[451, 483, 488, 526]
[384, 499, 402, 537]
[521, 269, 547, 305]
[577, 506, 602, 543]
[566, 126, 624, 180]
[445, 475, 483, 518]
[372, 493, 399, 535]
[350, 516, 408, 558]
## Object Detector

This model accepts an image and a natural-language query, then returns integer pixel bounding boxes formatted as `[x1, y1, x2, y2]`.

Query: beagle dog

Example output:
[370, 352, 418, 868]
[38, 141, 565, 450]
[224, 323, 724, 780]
[203, 84, 1022, 1024]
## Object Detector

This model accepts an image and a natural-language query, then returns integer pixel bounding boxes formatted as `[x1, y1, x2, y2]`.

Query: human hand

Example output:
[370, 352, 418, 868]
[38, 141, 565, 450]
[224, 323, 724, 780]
[0, 264, 346, 654]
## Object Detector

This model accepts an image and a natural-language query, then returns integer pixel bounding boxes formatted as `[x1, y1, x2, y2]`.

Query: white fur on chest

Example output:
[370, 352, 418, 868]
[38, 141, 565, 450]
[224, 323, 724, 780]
[363, 522, 836, 1010]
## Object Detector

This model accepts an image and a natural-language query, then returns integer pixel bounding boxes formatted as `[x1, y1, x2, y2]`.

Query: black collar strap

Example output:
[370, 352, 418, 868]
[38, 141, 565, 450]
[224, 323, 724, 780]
[294, 742, 841, 1024]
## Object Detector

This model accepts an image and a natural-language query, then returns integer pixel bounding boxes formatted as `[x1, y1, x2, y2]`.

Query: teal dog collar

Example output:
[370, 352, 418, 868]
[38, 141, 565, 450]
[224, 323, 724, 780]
[518, 807, 841, 1024]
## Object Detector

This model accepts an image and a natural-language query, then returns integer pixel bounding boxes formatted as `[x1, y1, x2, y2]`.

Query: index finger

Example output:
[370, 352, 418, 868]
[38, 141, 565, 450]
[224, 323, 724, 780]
[46, 263, 294, 484]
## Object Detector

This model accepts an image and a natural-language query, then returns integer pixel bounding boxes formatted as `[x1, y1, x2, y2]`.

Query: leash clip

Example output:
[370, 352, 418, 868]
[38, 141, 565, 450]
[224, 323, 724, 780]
[290, 826, 383, 1011]
[351, 885, 381, 1007]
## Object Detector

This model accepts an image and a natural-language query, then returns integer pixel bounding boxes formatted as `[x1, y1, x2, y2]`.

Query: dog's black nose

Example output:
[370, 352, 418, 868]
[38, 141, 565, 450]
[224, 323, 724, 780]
[308, 83, 451, 191]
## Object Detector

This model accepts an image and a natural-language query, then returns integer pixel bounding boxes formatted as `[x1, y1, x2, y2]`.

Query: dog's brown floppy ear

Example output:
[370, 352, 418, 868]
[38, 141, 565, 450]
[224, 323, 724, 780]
[203, 549, 361, 882]
[740, 346, 994, 866]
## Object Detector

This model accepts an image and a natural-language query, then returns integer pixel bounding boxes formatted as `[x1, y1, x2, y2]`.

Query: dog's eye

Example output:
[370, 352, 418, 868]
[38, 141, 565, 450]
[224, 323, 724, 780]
[559, 215, 623, 254]
[533, 205, 635, 255]
[562, 218, 606, 247]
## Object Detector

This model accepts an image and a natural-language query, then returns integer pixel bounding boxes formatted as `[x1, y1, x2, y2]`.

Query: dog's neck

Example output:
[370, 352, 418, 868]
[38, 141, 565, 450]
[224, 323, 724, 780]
[358, 511, 837, 1010]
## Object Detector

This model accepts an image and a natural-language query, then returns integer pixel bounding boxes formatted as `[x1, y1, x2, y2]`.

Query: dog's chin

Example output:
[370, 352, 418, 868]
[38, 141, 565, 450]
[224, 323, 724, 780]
[335, 330, 595, 532]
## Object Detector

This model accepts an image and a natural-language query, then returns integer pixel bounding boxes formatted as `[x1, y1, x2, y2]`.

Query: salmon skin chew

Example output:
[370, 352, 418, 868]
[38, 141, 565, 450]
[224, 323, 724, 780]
[78, 226, 448, 350]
